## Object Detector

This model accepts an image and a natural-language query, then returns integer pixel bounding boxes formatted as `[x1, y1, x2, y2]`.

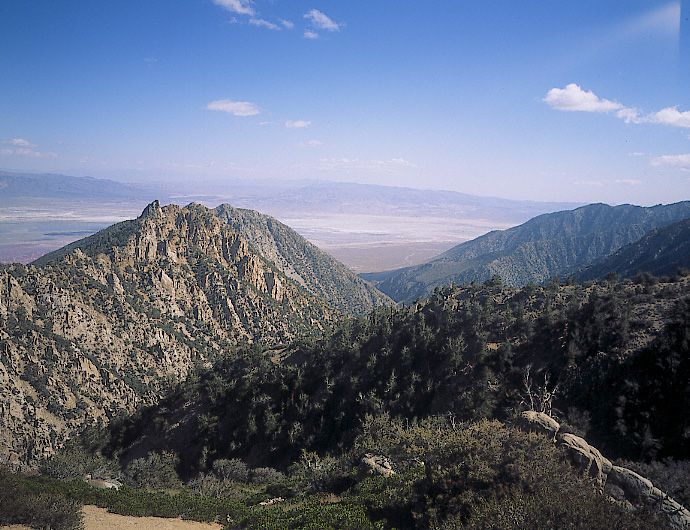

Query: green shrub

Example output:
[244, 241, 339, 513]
[250, 466, 285, 485]
[0, 467, 83, 530]
[349, 417, 669, 530]
[40, 447, 119, 480]
[236, 500, 384, 530]
[124, 451, 180, 488]
[288, 450, 349, 495]
[212, 458, 249, 482]
[188, 473, 239, 499]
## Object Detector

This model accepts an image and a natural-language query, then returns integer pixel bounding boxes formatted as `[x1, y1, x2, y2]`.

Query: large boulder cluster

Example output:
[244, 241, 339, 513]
[520, 411, 690, 530]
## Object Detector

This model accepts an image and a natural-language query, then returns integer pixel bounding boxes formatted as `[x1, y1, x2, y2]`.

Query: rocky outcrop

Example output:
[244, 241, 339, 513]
[0, 201, 389, 469]
[520, 411, 690, 530]
[85, 475, 122, 490]
[558, 432, 612, 486]
[360, 453, 396, 478]
[213, 204, 390, 314]
[519, 410, 560, 440]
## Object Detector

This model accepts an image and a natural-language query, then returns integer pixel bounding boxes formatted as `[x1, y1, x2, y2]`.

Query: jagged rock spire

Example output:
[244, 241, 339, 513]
[140, 200, 163, 219]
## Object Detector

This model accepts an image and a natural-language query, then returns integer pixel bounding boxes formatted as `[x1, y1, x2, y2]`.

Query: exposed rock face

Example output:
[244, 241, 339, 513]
[519, 410, 560, 440]
[558, 432, 612, 486]
[213, 204, 390, 314]
[360, 453, 396, 478]
[0, 201, 389, 469]
[520, 411, 690, 530]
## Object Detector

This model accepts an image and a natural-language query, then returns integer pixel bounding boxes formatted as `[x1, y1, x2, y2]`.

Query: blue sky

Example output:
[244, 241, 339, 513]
[1, 0, 689, 204]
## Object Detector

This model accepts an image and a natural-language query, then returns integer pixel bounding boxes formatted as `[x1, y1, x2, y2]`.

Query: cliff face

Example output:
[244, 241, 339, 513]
[0, 201, 386, 469]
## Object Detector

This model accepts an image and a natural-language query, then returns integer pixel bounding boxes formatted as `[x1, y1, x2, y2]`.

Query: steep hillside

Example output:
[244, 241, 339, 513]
[213, 204, 389, 314]
[106, 274, 690, 476]
[364, 202, 690, 302]
[25, 273, 690, 530]
[577, 218, 690, 281]
[0, 201, 387, 468]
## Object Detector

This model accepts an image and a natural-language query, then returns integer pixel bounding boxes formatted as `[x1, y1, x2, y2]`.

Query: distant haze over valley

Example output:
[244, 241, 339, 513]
[0, 171, 578, 270]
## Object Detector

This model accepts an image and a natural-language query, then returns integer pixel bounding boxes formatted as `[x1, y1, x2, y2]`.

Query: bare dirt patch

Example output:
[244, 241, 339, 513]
[82, 505, 223, 530]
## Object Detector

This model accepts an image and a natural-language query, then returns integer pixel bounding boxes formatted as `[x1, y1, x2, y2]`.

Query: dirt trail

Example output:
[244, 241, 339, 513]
[83, 506, 223, 530]
[1, 506, 223, 530]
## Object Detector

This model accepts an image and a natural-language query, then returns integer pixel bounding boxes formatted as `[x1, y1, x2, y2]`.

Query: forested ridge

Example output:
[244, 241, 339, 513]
[107, 273, 690, 474]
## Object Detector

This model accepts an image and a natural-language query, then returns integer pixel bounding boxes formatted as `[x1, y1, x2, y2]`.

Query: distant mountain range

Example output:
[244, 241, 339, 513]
[0, 170, 150, 200]
[363, 202, 690, 302]
[0, 171, 579, 270]
[0, 201, 388, 468]
[236, 181, 580, 223]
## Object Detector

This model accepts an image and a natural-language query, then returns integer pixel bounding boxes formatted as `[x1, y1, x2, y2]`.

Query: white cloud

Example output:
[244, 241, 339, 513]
[304, 9, 340, 31]
[1, 138, 56, 158]
[207, 99, 260, 116]
[249, 18, 280, 30]
[285, 120, 311, 129]
[615, 107, 643, 124]
[212, 0, 254, 16]
[301, 139, 323, 147]
[544, 83, 690, 129]
[651, 153, 690, 169]
[280, 19, 295, 29]
[543, 83, 624, 113]
[304, 30, 319, 40]
[615, 179, 642, 186]
[649, 107, 690, 128]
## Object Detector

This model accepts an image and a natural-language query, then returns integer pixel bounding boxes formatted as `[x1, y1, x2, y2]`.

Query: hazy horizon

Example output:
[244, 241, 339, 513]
[1, 1, 689, 206]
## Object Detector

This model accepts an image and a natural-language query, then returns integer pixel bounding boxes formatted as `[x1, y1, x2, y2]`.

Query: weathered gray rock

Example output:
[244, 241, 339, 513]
[557, 432, 612, 486]
[85, 475, 122, 490]
[519, 410, 560, 439]
[608, 466, 690, 529]
[517, 412, 690, 530]
[360, 453, 395, 478]
[259, 497, 284, 506]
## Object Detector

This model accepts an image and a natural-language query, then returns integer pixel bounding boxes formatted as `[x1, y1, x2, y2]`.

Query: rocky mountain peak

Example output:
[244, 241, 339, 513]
[139, 199, 163, 220]
[1, 201, 389, 468]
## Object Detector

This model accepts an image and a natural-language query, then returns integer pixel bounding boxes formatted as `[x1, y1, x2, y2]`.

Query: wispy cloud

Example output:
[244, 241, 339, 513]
[573, 178, 643, 187]
[617, 2, 680, 38]
[279, 19, 295, 30]
[6, 138, 35, 148]
[304, 9, 341, 31]
[615, 179, 642, 186]
[300, 139, 323, 147]
[573, 179, 606, 188]
[212, 0, 254, 16]
[651, 153, 690, 169]
[285, 120, 311, 129]
[1, 138, 57, 158]
[544, 83, 690, 128]
[207, 99, 260, 116]
[314, 157, 416, 172]
[249, 18, 280, 30]
[303, 30, 319, 40]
